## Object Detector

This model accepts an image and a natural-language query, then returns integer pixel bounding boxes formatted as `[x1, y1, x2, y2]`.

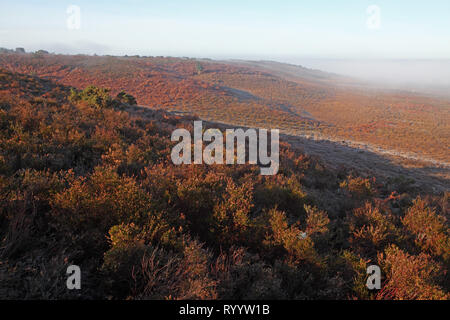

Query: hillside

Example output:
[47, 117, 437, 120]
[1, 52, 448, 164]
[0, 68, 449, 300]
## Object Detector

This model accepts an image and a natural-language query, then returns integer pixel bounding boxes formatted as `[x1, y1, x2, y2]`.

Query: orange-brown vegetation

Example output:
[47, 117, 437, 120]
[0, 69, 448, 299]
[2, 53, 447, 163]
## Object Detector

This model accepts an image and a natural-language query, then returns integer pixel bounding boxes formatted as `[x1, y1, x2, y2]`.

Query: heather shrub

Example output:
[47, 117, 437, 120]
[212, 178, 254, 247]
[103, 238, 216, 299]
[0, 253, 92, 299]
[349, 202, 398, 256]
[212, 248, 287, 299]
[263, 208, 321, 266]
[402, 198, 450, 262]
[102, 241, 149, 297]
[377, 245, 448, 300]
[0, 169, 74, 259]
[50, 166, 156, 252]
[254, 175, 308, 217]
[141, 164, 181, 212]
[386, 175, 416, 194]
[176, 169, 227, 235]
[339, 250, 371, 299]
[9, 169, 71, 203]
[340, 175, 375, 199]
[0, 196, 35, 260]
[304, 204, 330, 235]
[131, 240, 217, 300]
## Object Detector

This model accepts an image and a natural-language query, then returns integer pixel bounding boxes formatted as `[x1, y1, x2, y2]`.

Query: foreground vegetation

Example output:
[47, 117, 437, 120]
[0, 69, 448, 299]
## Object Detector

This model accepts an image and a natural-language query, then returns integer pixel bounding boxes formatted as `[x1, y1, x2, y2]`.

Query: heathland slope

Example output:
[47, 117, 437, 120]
[0, 52, 448, 164]
[0, 69, 449, 299]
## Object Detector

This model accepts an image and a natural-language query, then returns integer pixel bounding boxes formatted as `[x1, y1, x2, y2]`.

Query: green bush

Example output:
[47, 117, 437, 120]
[70, 86, 114, 109]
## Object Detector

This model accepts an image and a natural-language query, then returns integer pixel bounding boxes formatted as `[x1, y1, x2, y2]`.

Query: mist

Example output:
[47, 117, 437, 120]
[287, 58, 450, 97]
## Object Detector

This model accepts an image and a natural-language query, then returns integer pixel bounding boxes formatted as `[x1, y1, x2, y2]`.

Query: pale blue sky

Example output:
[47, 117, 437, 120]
[1, 0, 450, 59]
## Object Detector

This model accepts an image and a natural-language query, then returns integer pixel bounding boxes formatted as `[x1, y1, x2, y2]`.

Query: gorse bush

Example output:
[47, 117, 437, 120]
[70, 86, 117, 109]
[0, 69, 448, 300]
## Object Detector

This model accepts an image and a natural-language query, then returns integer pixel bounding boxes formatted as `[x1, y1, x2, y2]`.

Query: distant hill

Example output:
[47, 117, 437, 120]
[225, 59, 346, 84]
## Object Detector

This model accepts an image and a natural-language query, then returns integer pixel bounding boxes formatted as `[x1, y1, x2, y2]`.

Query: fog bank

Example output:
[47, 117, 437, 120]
[289, 59, 450, 97]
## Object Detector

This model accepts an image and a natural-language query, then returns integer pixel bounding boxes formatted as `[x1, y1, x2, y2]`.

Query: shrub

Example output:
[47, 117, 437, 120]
[263, 208, 321, 265]
[305, 204, 330, 235]
[377, 245, 448, 300]
[402, 198, 450, 262]
[340, 176, 375, 199]
[50, 166, 156, 252]
[212, 179, 254, 246]
[339, 250, 371, 300]
[70, 86, 113, 109]
[211, 248, 287, 299]
[116, 91, 137, 105]
[349, 202, 398, 256]
[131, 240, 217, 300]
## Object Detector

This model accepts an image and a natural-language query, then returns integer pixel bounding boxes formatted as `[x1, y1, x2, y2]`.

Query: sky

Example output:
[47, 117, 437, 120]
[1, 0, 450, 91]
[1, 0, 450, 60]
